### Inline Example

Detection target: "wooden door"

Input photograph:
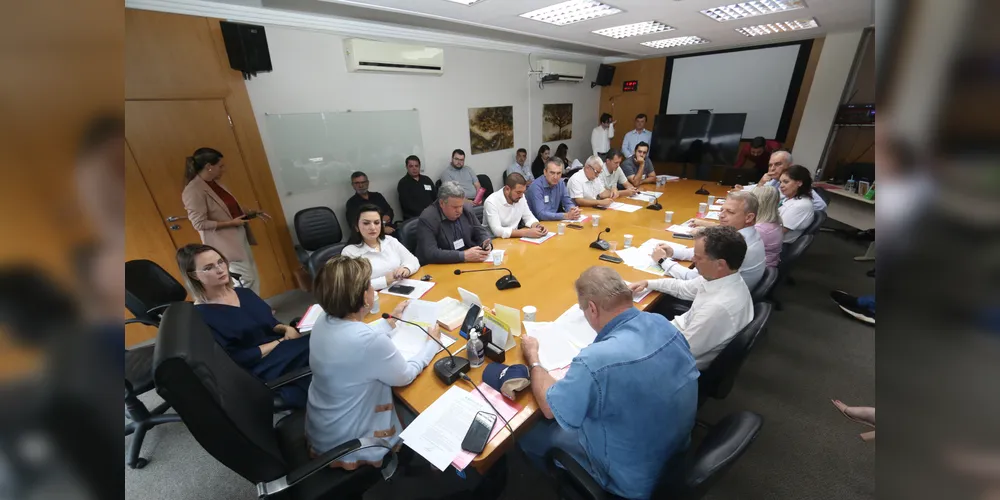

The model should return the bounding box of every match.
[125,99,287,298]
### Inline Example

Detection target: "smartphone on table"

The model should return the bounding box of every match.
[386,283,415,295]
[461,411,498,454]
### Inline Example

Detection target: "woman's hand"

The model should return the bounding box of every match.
[392,267,411,280]
[426,323,442,343]
[391,300,410,320]
[384,271,399,286]
[226,215,249,228]
[259,339,281,357]
[274,324,301,340]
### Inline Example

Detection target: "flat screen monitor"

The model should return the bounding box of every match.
[650,113,747,166]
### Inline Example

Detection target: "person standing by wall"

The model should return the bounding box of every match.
[590,113,615,160]
[621,113,652,159]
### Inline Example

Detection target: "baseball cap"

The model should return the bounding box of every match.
[482,363,530,400]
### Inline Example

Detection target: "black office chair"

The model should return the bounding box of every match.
[697,302,772,408]
[478,174,494,197]
[471,205,485,225]
[294,207,347,278]
[153,302,396,499]
[124,259,188,469]
[750,267,778,303]
[804,210,828,236]
[499,171,508,192]
[813,186,831,206]
[547,411,763,500]
[770,234,815,311]
[396,218,419,254]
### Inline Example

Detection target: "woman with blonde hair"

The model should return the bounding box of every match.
[305,255,441,469]
[752,185,783,268]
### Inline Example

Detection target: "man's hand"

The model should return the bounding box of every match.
[628,281,648,293]
[623,186,638,197]
[521,335,539,365]
[652,244,674,262]
[274,324,301,340]
[598,198,613,207]
[464,247,490,262]
[610,187,619,199]
[757,174,772,186]
[564,207,582,220]
[481,239,493,251]
[527,225,547,238]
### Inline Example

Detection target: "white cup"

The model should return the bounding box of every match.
[664,211,674,223]
[371,291,380,314]
[623,234,633,248]
[558,223,566,235]
[707,195,716,206]
[592,214,601,227]
[698,202,708,214]
[492,252,503,266]
[522,305,537,322]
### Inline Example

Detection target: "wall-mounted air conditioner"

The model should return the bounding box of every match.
[538,59,586,83]
[344,39,444,75]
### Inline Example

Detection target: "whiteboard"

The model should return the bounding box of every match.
[666,45,801,139]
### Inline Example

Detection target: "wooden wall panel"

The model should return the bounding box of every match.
[784,38,825,149]
[598,58,666,152]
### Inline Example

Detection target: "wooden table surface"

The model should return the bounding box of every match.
[371,179,732,473]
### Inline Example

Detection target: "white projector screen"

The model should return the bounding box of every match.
[665,44,802,139]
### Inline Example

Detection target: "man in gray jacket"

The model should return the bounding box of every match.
[415,181,492,264]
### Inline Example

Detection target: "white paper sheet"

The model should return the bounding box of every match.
[400,299,440,328]
[523,321,580,371]
[458,287,482,307]
[607,202,643,213]
[296,304,324,332]
[627,191,663,202]
[703,211,721,220]
[520,232,557,244]
[668,219,699,235]
[390,323,456,359]
[708,205,722,211]
[555,304,598,348]
[400,386,490,471]
[638,238,691,255]
[564,214,591,224]
[615,247,667,277]
[625,281,652,303]
[570,158,583,169]
[381,278,436,299]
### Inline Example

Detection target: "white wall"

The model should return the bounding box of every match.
[244,26,602,238]
[791,30,864,174]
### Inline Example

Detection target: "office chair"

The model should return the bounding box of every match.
[294,207,347,278]
[804,210,828,236]
[770,235,815,311]
[813,187,831,206]
[547,411,763,500]
[471,205,485,225]
[396,218,419,254]
[153,302,395,499]
[750,267,778,303]
[697,303,772,409]
[124,259,188,469]
[477,174,494,198]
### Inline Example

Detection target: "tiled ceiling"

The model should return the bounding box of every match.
[298,0,874,57]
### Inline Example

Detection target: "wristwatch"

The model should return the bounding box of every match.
[529,362,546,372]
[657,257,668,266]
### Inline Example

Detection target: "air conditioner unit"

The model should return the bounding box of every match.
[538,59,586,83]
[344,39,444,75]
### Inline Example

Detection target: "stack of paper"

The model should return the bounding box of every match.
[296,304,324,332]
[708,205,722,211]
[607,202,642,213]
[668,219,698,235]
[381,278,436,299]
[564,214,591,224]
[627,191,663,202]
[390,323,457,359]
[615,247,665,276]
[625,281,653,303]
[451,383,522,470]
[522,304,600,370]
[399,386,492,471]
[520,232,557,244]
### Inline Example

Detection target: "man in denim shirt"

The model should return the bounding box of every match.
[525,157,582,221]
[520,266,699,499]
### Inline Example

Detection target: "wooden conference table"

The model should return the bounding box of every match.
[369,179,731,474]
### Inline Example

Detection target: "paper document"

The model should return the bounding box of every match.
[627,191,663,202]
[381,278,436,299]
[607,202,642,213]
[520,232,556,244]
[487,249,505,263]
[494,303,522,337]
[668,219,698,235]
[458,287,482,307]
[715,198,725,205]
[615,247,666,276]
[556,305,598,348]
[390,323,457,359]
[570,159,583,169]
[523,321,580,371]
[401,299,441,328]
[451,383,523,470]
[483,310,514,351]
[400,386,490,471]
[625,281,653,303]
[564,214,591,224]
[296,304,324,332]
[703,211,721,220]
[639,238,690,255]
[708,205,722,211]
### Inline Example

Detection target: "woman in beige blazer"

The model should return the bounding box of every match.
[181,147,268,294]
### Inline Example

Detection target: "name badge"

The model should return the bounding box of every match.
[453,239,465,250]
[543,195,550,204]
[423,184,432,191]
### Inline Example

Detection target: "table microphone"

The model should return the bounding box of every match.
[590,227,611,251]
[695,183,710,195]
[382,313,470,385]
[644,193,662,211]
[453,268,521,290]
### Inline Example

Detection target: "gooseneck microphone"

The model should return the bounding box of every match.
[695,183,710,195]
[645,193,662,211]
[453,268,521,290]
[590,227,611,251]
[382,313,470,385]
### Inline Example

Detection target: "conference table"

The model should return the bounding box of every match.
[370,179,731,474]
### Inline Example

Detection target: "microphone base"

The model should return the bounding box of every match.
[495,275,521,290]
[590,240,610,251]
[695,189,710,195]
[645,204,662,211]
[434,356,471,385]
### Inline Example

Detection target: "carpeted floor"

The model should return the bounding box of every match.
[125,230,875,500]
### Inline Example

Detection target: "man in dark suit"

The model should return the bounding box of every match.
[415,181,492,264]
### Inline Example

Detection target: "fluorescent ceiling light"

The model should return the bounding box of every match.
[641,36,710,49]
[593,21,674,39]
[735,17,819,36]
[520,0,622,26]
[701,0,807,22]
[441,0,487,5]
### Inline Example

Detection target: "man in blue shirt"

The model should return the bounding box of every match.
[621,113,652,159]
[520,266,699,499]
[525,157,581,221]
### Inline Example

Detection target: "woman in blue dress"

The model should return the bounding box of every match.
[176,244,310,408]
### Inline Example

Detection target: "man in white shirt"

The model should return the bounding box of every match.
[738,151,827,211]
[629,226,753,370]
[621,114,652,159]
[483,173,547,239]
[567,156,614,208]
[648,191,766,291]
[506,148,534,185]
[590,113,615,159]
[599,150,638,198]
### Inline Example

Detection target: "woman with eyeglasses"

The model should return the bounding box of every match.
[177,243,310,408]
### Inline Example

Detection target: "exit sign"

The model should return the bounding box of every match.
[622,80,638,92]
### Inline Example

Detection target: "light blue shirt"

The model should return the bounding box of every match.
[440,165,479,199]
[525,178,575,221]
[763,179,828,211]
[547,308,699,499]
[621,128,652,157]
[506,162,534,183]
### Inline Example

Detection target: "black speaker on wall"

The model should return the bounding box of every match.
[591,64,616,88]
[219,21,272,80]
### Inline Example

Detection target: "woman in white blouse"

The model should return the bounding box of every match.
[777,165,816,244]
[341,204,420,290]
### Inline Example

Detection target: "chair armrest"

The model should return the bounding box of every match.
[546,448,608,500]
[256,437,396,498]
[265,366,312,390]
[146,304,171,316]
[125,318,159,328]
[295,245,309,265]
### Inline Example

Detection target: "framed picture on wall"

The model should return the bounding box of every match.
[542,103,573,142]
[468,106,514,155]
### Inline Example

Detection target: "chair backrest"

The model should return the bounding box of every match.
[698,303,772,405]
[308,243,348,278]
[471,205,485,225]
[804,209,827,235]
[750,267,778,303]
[125,260,188,323]
[396,218,419,254]
[813,186,831,205]
[294,207,343,252]
[477,174,494,197]
[779,234,814,274]
[153,302,288,483]
[498,171,508,192]
[671,411,763,499]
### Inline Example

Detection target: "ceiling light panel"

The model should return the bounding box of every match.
[701,0,807,23]
[593,21,674,39]
[520,0,622,26]
[735,17,819,36]
[641,36,710,49]
[441,0,487,5]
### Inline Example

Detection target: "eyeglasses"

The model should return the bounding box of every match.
[196,262,227,273]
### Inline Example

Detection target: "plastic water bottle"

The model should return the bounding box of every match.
[466,330,485,368]
[845,175,855,193]
[371,291,380,315]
